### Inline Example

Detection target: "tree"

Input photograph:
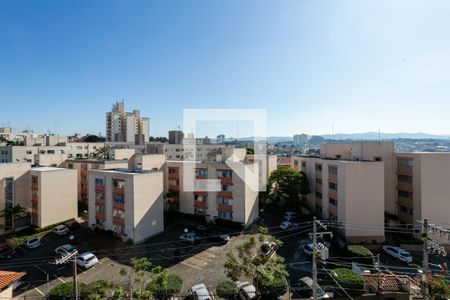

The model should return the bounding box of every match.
[216,280,237,300]
[149,136,168,143]
[299,171,311,202]
[223,234,288,299]
[0,204,26,231]
[49,282,87,299]
[246,147,255,155]
[147,267,183,300]
[428,263,450,299]
[94,146,111,159]
[266,167,306,207]
[119,257,153,299]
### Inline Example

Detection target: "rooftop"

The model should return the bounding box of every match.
[31,166,72,172]
[0,271,25,290]
[90,168,160,175]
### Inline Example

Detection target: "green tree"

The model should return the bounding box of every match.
[49,282,87,299]
[94,146,111,159]
[147,267,183,300]
[428,263,450,299]
[216,280,237,300]
[266,167,307,207]
[246,147,255,155]
[0,204,26,231]
[119,257,153,299]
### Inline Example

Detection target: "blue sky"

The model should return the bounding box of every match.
[1,0,450,137]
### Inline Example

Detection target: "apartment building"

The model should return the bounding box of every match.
[30,167,77,228]
[0,163,31,233]
[164,149,273,225]
[168,130,184,144]
[146,143,235,161]
[292,156,385,243]
[88,168,164,244]
[394,152,450,228]
[0,143,104,165]
[106,102,149,144]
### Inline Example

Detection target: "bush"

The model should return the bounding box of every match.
[347,245,373,257]
[332,268,364,287]
[147,274,183,300]
[49,282,87,299]
[83,280,113,298]
[257,276,288,300]
[216,280,237,299]
[112,287,126,299]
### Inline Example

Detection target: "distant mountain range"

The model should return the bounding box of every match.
[229,132,450,143]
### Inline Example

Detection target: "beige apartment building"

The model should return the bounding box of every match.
[394,152,450,228]
[30,167,77,228]
[0,163,31,233]
[0,143,105,165]
[146,143,235,161]
[88,168,164,244]
[164,150,275,225]
[292,156,385,243]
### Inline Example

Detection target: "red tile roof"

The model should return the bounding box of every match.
[0,271,25,290]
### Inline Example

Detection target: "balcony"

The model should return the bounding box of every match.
[196,175,207,180]
[31,195,38,203]
[194,201,208,209]
[113,217,125,225]
[397,182,413,192]
[95,212,106,220]
[168,173,179,180]
[32,208,38,215]
[80,170,88,176]
[218,191,233,199]
[95,185,105,192]
[315,170,322,178]
[95,198,105,206]
[398,211,413,224]
[80,178,88,185]
[315,197,322,206]
[315,183,322,191]
[113,202,125,211]
[168,185,180,192]
[31,184,38,190]
[193,191,208,196]
[328,203,337,215]
[397,167,413,176]
[218,204,233,212]
[219,177,233,185]
[397,196,413,208]
[113,188,125,195]
[328,174,337,183]
[328,189,337,199]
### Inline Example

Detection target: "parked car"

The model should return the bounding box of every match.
[258,241,277,257]
[180,232,201,244]
[76,252,98,269]
[304,242,327,256]
[65,220,81,230]
[382,246,413,263]
[236,281,257,300]
[193,224,209,235]
[55,244,77,256]
[207,233,230,244]
[298,276,331,299]
[284,211,299,221]
[52,225,69,236]
[0,245,15,259]
[191,283,214,300]
[25,237,42,249]
[280,221,300,231]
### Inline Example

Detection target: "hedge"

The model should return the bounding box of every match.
[347,245,373,257]
[332,268,364,287]
[216,280,237,299]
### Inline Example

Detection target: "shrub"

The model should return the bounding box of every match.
[147,274,183,300]
[83,280,113,298]
[332,268,364,287]
[347,245,373,257]
[112,287,126,299]
[49,282,87,299]
[257,276,288,300]
[216,280,237,299]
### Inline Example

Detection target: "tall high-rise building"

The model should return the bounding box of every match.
[106,102,150,144]
[293,134,308,145]
[168,130,184,144]
[216,134,225,144]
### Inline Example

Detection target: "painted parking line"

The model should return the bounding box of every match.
[194,254,212,262]
[34,287,45,296]
[53,274,66,283]
[180,261,202,270]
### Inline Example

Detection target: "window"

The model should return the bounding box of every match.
[315,178,322,185]
[329,197,337,206]
[221,185,232,192]
[398,175,412,184]
[195,169,207,177]
[398,158,413,168]
[328,182,337,190]
[315,191,322,199]
[328,166,338,175]
[113,194,125,204]
[218,211,233,220]
[95,178,104,186]
[374,157,382,162]
[81,164,88,170]
[68,163,74,169]
[194,194,207,201]
[113,209,125,218]
[398,190,412,198]
[400,205,413,215]
[31,176,38,185]
[112,179,125,189]
[218,198,233,206]
[301,161,307,168]
[26,150,32,155]
[218,170,232,178]
[95,192,105,200]
[315,164,322,171]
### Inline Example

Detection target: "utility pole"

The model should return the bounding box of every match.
[73,253,78,300]
[310,217,333,300]
[422,218,429,300]
[376,254,381,294]
[312,217,318,300]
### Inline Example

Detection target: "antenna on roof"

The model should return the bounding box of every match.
[378,129,381,144]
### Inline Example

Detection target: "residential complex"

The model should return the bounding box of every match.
[106,101,150,144]
[88,168,164,244]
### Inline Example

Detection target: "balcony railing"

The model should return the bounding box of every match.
[95,212,106,220]
[95,199,105,206]
[194,200,208,209]
[95,185,105,192]
[217,204,233,212]
[168,185,180,192]
[113,187,125,195]
[218,191,233,199]
[397,167,413,176]
[113,217,125,225]
[328,173,337,183]
[31,184,38,190]
[113,202,125,211]
[397,182,413,192]
[168,173,179,180]
[31,195,38,202]
[219,177,233,185]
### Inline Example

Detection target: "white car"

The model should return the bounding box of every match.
[25,237,42,249]
[382,246,413,263]
[76,252,98,269]
[236,281,257,300]
[280,221,300,231]
[180,233,200,244]
[55,244,77,256]
[52,225,69,236]
[191,283,214,300]
[284,211,298,221]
